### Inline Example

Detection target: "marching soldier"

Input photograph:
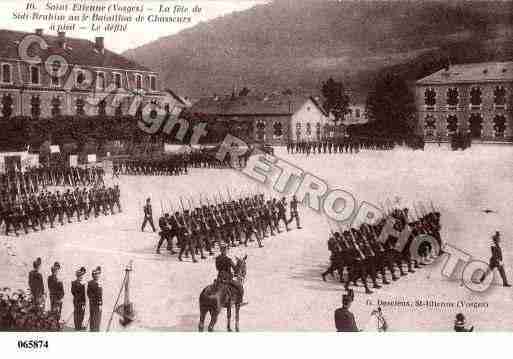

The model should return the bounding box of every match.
[47,262,64,322]
[87,266,103,331]
[141,198,156,232]
[288,195,301,229]
[480,231,511,287]
[71,267,87,330]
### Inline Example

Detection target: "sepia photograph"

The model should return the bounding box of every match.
[0,0,513,356]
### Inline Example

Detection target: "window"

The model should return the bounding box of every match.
[355,108,360,118]
[1,94,13,119]
[256,121,266,141]
[493,115,506,138]
[469,113,483,138]
[76,98,85,116]
[424,88,436,110]
[1,63,12,83]
[494,86,506,109]
[316,122,321,140]
[51,75,60,86]
[76,70,85,86]
[113,73,122,88]
[135,74,142,90]
[96,72,105,90]
[273,121,283,138]
[447,115,458,135]
[149,75,157,91]
[31,95,41,119]
[51,97,61,117]
[296,122,301,140]
[98,99,107,117]
[446,88,459,110]
[306,122,311,136]
[469,87,482,109]
[424,115,436,138]
[30,66,40,85]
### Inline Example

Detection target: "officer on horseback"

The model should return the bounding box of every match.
[215,244,244,302]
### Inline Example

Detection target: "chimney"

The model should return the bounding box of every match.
[57,31,66,48]
[35,28,43,36]
[95,36,104,53]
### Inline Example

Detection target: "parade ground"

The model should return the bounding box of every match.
[1,143,512,331]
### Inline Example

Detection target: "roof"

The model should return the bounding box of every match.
[0,29,152,72]
[417,62,513,85]
[190,95,328,117]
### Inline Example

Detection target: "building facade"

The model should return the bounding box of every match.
[0,29,172,121]
[190,95,332,145]
[416,62,513,141]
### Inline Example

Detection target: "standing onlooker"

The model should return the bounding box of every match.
[334,290,359,332]
[47,262,64,322]
[454,313,474,332]
[28,257,45,311]
[71,267,87,331]
[87,266,103,331]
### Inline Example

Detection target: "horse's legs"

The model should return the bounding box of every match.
[226,305,232,332]
[198,307,207,332]
[208,309,218,332]
[235,303,240,332]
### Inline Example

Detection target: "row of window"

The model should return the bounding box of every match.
[252,121,328,140]
[0,93,152,119]
[424,86,507,109]
[424,114,508,138]
[0,63,157,91]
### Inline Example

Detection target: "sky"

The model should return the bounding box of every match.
[0,0,267,53]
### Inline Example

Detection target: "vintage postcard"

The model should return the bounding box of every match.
[0,0,512,350]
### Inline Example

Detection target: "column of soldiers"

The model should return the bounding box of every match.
[0,165,105,199]
[0,185,122,236]
[148,193,302,262]
[0,258,103,331]
[287,137,394,155]
[113,156,188,177]
[321,206,442,294]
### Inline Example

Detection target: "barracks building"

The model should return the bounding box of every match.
[416,62,513,142]
[0,28,172,120]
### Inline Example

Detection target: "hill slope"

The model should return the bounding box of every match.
[124,0,513,100]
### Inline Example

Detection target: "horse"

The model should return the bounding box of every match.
[198,255,247,332]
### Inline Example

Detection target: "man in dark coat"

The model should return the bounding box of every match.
[480,231,511,287]
[334,290,359,332]
[87,266,103,331]
[141,198,156,232]
[28,257,45,311]
[71,267,87,330]
[47,262,64,321]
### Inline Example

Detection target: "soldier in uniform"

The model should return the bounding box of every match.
[157,213,171,254]
[454,313,473,332]
[71,267,87,330]
[288,195,301,229]
[215,244,244,303]
[87,266,103,331]
[28,257,45,311]
[47,262,64,322]
[334,290,359,332]
[141,198,156,232]
[480,231,511,287]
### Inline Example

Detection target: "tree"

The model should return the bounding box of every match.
[321,78,350,124]
[365,72,416,134]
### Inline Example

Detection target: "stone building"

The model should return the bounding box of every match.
[416,62,513,141]
[0,28,171,120]
[190,94,332,145]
